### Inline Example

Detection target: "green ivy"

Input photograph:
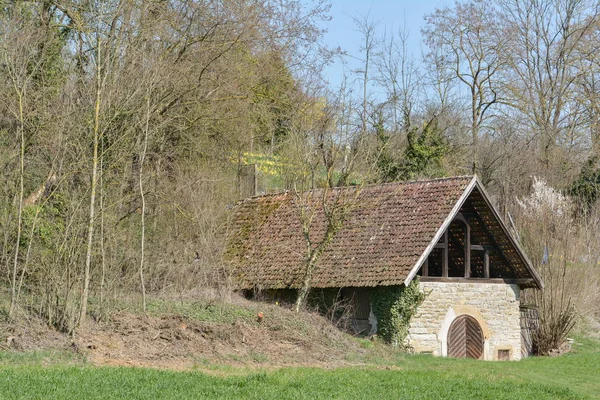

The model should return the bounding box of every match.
[21,194,65,250]
[398,123,448,181]
[370,279,425,346]
[569,155,600,212]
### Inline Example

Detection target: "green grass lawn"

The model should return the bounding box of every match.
[0,338,598,399]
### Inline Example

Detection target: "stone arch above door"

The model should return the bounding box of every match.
[439,305,491,358]
[451,305,491,339]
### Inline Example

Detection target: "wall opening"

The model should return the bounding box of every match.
[497,349,510,361]
[447,314,484,359]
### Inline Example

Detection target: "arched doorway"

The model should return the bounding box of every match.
[447,315,484,359]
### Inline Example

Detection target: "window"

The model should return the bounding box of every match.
[497,349,510,361]
[421,214,491,279]
[469,249,486,278]
[427,248,444,277]
[448,219,467,277]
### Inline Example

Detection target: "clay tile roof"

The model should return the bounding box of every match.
[224,176,542,290]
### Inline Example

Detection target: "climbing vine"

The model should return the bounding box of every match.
[370,279,425,346]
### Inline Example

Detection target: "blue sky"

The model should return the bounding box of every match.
[320,0,447,91]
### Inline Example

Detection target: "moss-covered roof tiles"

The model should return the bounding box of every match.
[224,176,542,290]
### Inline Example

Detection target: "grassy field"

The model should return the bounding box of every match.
[0,337,598,399]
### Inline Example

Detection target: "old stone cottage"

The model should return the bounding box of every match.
[225,176,543,361]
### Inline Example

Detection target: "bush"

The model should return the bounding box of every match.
[515,178,590,354]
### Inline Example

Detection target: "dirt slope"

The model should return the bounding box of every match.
[1,296,374,370]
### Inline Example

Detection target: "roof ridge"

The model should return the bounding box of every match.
[240,175,475,202]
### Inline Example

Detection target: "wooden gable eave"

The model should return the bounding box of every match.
[472,177,544,290]
[404,175,544,290]
[404,176,478,286]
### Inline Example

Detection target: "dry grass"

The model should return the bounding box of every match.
[1,291,386,370]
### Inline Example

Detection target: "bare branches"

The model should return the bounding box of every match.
[498,0,599,170]
[423,0,504,174]
[0,0,335,327]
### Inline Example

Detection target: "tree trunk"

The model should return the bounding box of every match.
[9,91,25,318]
[591,119,600,158]
[295,252,318,312]
[138,94,151,314]
[471,88,479,175]
[99,135,106,308]
[79,42,103,327]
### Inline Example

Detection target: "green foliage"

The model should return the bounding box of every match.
[569,156,600,212]
[21,194,65,249]
[251,52,298,149]
[398,123,448,181]
[375,117,448,183]
[33,25,68,98]
[370,280,425,346]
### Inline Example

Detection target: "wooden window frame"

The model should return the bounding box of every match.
[422,214,492,280]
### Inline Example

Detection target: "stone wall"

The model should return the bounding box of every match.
[407,281,522,361]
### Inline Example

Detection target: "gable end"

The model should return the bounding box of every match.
[405,176,543,289]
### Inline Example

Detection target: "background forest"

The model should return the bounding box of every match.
[0,0,598,346]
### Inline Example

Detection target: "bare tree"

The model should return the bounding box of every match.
[376,24,421,133]
[498,0,599,173]
[573,12,600,158]
[0,10,48,318]
[335,14,379,187]
[424,0,504,174]
[293,188,352,312]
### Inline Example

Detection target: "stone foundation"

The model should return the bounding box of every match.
[407,281,522,361]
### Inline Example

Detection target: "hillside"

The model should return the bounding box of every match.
[1,292,385,370]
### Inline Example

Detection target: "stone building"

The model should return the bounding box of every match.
[225,176,543,361]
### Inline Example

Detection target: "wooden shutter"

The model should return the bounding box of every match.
[447,315,484,359]
[341,288,372,335]
[341,288,370,320]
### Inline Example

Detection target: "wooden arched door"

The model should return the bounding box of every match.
[447,315,484,359]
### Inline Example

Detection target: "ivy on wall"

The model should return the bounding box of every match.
[370,279,425,346]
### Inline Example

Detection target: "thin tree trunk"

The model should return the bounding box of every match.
[99,135,106,307]
[9,91,25,318]
[591,119,600,158]
[294,253,317,312]
[16,206,41,306]
[139,94,150,314]
[1,212,10,281]
[472,120,479,175]
[294,190,348,312]
[79,40,103,327]
[471,86,480,175]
